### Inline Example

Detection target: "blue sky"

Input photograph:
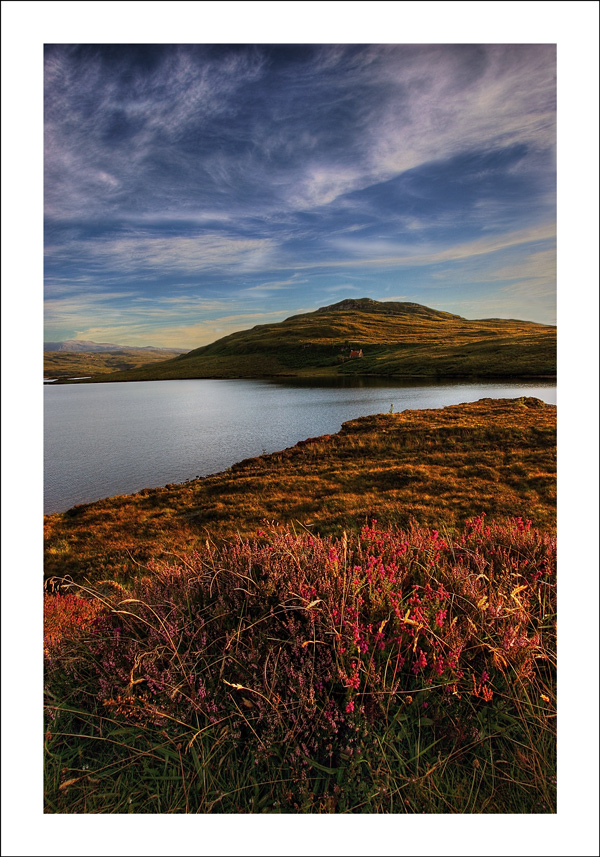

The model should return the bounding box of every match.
[44,43,557,348]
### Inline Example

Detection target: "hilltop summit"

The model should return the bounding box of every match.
[313,297,462,321]
[62,297,556,384]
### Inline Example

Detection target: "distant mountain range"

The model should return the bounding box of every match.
[44,341,188,380]
[44,339,185,353]
[57,297,555,384]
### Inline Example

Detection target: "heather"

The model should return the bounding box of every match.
[45,515,556,813]
[44,397,556,585]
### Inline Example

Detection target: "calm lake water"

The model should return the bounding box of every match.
[44,378,556,514]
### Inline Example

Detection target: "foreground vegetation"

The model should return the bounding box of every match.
[67,298,556,383]
[44,396,556,813]
[44,397,556,585]
[45,516,556,813]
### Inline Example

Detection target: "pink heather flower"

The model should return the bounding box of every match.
[482,670,490,683]
[346,700,355,713]
[435,610,447,627]
[412,649,428,674]
[348,673,360,690]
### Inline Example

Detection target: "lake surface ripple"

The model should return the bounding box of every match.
[44,378,556,514]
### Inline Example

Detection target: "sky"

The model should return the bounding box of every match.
[44,42,558,349]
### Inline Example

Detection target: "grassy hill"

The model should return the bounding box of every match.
[44,397,556,585]
[44,347,186,380]
[61,298,556,383]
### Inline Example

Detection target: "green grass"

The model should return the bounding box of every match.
[59,298,556,383]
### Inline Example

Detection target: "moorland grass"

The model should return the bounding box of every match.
[67,298,556,384]
[44,398,556,586]
[44,347,184,380]
[44,516,556,813]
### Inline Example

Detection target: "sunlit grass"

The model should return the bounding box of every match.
[44,398,556,585]
[73,300,556,383]
[44,347,183,379]
[45,515,556,813]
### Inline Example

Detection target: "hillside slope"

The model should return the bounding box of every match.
[65,298,556,383]
[44,347,188,379]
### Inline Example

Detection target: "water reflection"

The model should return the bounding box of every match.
[45,377,556,514]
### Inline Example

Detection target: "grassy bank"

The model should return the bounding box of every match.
[44,397,556,586]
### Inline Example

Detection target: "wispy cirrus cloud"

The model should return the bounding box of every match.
[365,45,555,178]
[44,44,557,343]
[44,46,268,219]
[299,223,556,272]
[46,232,279,279]
[71,308,293,349]
[45,44,555,220]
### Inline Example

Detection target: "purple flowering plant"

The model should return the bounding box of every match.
[45,516,556,813]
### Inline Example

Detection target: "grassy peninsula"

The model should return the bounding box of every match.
[60,299,556,383]
[45,397,556,814]
[44,397,555,585]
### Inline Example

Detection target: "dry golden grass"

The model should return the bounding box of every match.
[44,397,555,585]
[44,347,183,379]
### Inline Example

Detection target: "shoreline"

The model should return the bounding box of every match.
[44,392,557,517]
[44,397,557,585]
[47,371,558,385]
